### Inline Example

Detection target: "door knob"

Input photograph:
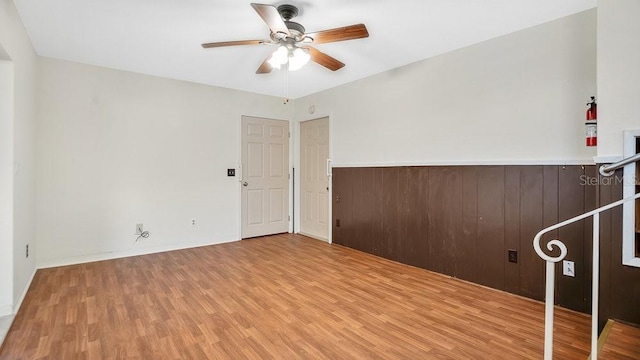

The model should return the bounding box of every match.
[243,182,248,186]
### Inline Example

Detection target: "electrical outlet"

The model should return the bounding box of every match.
[563,260,575,277]
[227,168,235,176]
[508,249,518,263]
[136,223,143,235]
[26,244,29,258]
[191,219,196,226]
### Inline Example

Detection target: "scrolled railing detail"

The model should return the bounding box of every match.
[534,191,640,360]
[533,237,568,263]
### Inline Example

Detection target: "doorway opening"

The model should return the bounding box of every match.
[299,117,330,241]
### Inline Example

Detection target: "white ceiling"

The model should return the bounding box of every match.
[14,0,596,99]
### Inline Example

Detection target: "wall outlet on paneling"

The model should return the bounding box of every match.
[508,249,517,263]
[563,260,575,277]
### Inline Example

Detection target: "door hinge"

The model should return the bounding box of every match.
[288,173,290,180]
[288,215,291,221]
[288,132,291,138]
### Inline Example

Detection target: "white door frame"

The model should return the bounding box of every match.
[294,114,332,243]
[622,129,640,267]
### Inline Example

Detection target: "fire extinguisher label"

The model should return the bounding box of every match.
[586,122,597,146]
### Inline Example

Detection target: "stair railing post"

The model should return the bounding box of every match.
[591,212,600,360]
[544,261,556,360]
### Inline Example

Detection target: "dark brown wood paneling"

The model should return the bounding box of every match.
[557,165,586,312]
[371,168,384,257]
[428,167,464,277]
[477,166,506,290]
[417,167,430,269]
[352,167,368,253]
[519,166,545,300]
[504,166,521,294]
[355,168,373,255]
[427,167,445,274]
[402,167,422,268]
[445,167,465,279]
[459,166,479,283]
[382,167,400,261]
[332,164,610,320]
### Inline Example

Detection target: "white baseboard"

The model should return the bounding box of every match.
[14,268,37,315]
[38,238,240,269]
[0,268,38,316]
[297,232,329,243]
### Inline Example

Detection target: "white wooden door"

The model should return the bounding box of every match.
[300,117,329,240]
[241,116,289,238]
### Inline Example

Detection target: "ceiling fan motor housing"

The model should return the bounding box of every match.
[285,21,305,37]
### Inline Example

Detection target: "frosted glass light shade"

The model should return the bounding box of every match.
[288,48,310,71]
[267,46,289,69]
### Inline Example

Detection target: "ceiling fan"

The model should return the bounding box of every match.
[201,3,369,73]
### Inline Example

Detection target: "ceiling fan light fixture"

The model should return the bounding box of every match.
[288,47,310,71]
[267,45,289,68]
[202,4,369,74]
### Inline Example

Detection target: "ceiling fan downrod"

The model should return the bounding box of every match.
[277,4,299,21]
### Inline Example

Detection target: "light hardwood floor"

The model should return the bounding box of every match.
[600,321,640,359]
[0,233,612,359]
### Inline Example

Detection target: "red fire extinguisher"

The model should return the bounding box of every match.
[586,96,597,147]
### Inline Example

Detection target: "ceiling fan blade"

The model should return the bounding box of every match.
[256,50,274,74]
[306,47,345,71]
[251,3,290,36]
[256,60,273,74]
[201,40,264,48]
[305,24,369,44]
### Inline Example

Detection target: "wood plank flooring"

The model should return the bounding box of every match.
[600,321,640,359]
[0,234,601,359]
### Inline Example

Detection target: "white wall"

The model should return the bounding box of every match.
[0,58,14,316]
[597,0,640,157]
[294,9,597,168]
[0,0,38,315]
[37,58,293,267]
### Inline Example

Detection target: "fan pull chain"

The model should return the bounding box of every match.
[283,66,290,104]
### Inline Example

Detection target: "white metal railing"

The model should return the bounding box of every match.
[599,152,640,176]
[533,191,640,360]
